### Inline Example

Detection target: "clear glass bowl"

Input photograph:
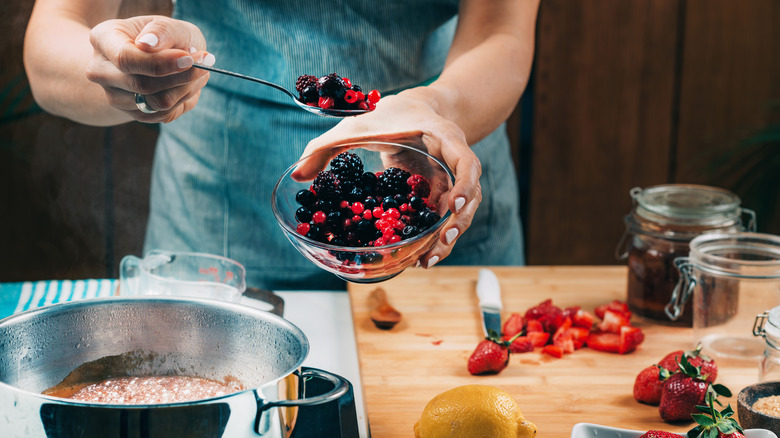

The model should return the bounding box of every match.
[272,141,455,283]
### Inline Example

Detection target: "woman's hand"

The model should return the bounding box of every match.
[86,16,212,123]
[294,90,482,269]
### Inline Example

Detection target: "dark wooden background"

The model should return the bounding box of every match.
[2,0,778,281]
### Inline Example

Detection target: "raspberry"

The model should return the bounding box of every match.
[377,167,411,196]
[329,152,364,184]
[407,175,431,198]
[295,75,317,94]
[318,96,335,110]
[312,171,340,201]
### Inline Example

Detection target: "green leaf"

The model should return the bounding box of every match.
[692,413,715,426]
[712,384,732,397]
[706,428,718,438]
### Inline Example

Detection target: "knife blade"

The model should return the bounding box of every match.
[476,269,503,338]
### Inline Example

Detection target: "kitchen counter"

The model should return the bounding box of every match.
[348,266,761,437]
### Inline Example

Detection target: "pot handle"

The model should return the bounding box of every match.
[665,257,696,321]
[254,367,350,433]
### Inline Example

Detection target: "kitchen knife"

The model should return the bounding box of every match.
[476,269,503,338]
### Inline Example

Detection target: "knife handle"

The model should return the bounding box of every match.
[477,269,502,310]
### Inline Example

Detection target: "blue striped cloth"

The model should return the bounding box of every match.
[0,279,118,320]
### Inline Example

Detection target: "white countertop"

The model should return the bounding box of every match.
[243,290,369,438]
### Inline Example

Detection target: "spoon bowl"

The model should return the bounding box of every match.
[193,63,368,118]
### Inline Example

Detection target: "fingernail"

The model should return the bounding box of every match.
[137,33,159,47]
[203,53,216,67]
[454,197,466,213]
[445,228,459,245]
[177,55,194,69]
[189,46,197,53]
[426,255,439,269]
[415,260,421,268]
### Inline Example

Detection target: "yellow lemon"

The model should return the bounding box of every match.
[413,385,537,438]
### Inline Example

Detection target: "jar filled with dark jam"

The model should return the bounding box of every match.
[616,185,755,326]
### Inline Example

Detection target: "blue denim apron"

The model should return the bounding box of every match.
[145,0,524,290]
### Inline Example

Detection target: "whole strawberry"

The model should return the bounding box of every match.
[658,355,711,422]
[467,332,510,375]
[658,345,718,383]
[639,431,680,438]
[634,364,671,405]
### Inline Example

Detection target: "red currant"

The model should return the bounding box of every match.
[351,202,364,215]
[388,235,401,244]
[296,223,310,235]
[372,207,384,219]
[339,200,350,209]
[312,211,327,225]
[362,210,373,221]
[342,77,352,88]
[367,89,381,104]
[343,90,358,104]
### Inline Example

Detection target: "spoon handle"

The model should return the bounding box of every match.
[192,63,295,99]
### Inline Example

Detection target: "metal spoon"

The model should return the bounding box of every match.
[192,63,368,118]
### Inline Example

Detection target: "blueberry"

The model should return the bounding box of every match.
[363,197,378,209]
[296,189,316,206]
[327,211,343,225]
[394,194,408,205]
[295,207,313,223]
[409,196,425,211]
[382,196,398,210]
[402,225,419,237]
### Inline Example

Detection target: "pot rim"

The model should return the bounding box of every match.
[0,296,309,407]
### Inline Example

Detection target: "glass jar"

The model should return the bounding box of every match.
[754,305,780,382]
[616,184,755,326]
[671,232,780,365]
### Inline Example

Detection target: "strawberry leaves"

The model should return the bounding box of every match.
[687,391,742,438]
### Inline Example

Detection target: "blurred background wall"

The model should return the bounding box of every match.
[1,0,778,281]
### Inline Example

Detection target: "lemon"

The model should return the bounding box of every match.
[413,385,537,438]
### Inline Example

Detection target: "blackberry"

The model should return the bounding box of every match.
[317,73,346,98]
[312,171,341,201]
[347,186,365,202]
[295,75,318,94]
[329,152,364,184]
[377,167,411,196]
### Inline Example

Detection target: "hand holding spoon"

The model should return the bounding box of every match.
[192,63,369,118]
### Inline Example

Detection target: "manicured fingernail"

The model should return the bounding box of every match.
[203,53,216,67]
[454,197,466,213]
[415,260,421,268]
[137,33,159,47]
[445,228,459,245]
[189,46,197,53]
[426,256,439,269]
[177,55,194,69]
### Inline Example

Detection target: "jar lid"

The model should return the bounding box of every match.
[766,306,780,339]
[632,184,742,226]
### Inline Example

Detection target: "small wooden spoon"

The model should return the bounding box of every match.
[369,288,402,330]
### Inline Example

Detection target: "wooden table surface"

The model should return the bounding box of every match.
[347,266,761,437]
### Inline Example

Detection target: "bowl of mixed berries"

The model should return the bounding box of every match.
[272,141,454,283]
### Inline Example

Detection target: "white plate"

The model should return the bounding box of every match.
[571,423,778,438]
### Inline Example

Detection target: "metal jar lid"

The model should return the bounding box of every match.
[633,184,742,224]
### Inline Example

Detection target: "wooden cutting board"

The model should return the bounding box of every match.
[347,266,760,437]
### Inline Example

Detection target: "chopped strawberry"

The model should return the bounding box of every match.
[586,332,621,353]
[599,309,632,333]
[572,308,595,329]
[568,326,590,344]
[553,331,575,354]
[620,326,645,354]
[524,299,565,333]
[542,344,564,358]
[502,313,525,338]
[507,336,534,353]
[595,299,632,320]
[587,326,645,354]
[526,319,544,333]
[527,331,550,347]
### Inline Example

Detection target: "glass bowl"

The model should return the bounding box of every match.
[272,141,455,283]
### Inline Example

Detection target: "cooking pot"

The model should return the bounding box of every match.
[0,297,350,437]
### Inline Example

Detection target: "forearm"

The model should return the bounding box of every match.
[24,0,131,126]
[408,0,540,145]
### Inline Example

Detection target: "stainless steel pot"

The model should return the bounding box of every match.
[0,297,349,437]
